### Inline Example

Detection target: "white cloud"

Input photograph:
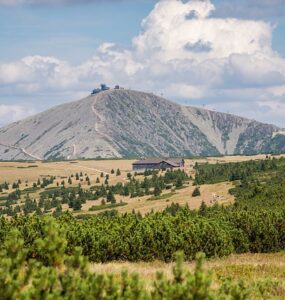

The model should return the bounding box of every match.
[133,0,273,61]
[1,0,285,126]
[0,104,35,125]
[0,55,78,90]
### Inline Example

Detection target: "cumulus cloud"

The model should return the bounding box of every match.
[1,0,285,126]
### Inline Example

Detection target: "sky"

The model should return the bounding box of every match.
[1,0,285,127]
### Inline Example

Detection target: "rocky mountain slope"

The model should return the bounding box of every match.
[0,89,285,160]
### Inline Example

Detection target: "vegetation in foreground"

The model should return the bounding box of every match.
[1,156,285,298]
[92,253,285,299]
[1,218,281,300]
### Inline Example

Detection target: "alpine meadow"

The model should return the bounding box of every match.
[1,0,285,299]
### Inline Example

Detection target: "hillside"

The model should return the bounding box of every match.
[0,89,285,160]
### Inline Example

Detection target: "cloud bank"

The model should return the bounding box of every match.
[1,0,285,126]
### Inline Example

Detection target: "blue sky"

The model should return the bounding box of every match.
[1,0,285,127]
[0,1,156,63]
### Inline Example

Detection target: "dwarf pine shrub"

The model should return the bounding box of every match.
[0,218,252,299]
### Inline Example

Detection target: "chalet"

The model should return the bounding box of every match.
[132,158,185,171]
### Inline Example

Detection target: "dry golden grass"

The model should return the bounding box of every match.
[110,181,235,215]
[1,153,281,215]
[0,160,134,202]
[0,160,134,186]
[2,153,283,184]
[78,180,234,216]
[90,252,285,297]
[90,252,285,278]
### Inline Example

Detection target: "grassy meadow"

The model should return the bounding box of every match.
[0,153,281,216]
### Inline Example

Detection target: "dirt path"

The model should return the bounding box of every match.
[91,92,125,155]
[0,143,42,161]
[67,144,77,160]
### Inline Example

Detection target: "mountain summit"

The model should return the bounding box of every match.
[0,89,285,160]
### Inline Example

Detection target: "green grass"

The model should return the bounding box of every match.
[147,192,176,201]
[88,202,127,211]
[22,186,41,193]
[17,165,38,169]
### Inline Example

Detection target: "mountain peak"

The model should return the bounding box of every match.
[0,89,284,160]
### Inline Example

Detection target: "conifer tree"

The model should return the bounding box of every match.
[192,187,201,197]
[107,191,116,203]
[175,177,183,188]
[198,201,207,216]
[35,207,43,216]
[53,205,62,218]
[154,184,162,196]
[73,199,82,211]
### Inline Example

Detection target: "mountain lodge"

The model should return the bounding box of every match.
[132,158,185,170]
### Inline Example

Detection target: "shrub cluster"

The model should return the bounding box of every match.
[0,218,252,300]
[194,158,278,185]
[1,201,285,264]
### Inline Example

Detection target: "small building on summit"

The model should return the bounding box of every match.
[132,158,185,171]
[100,84,110,91]
[91,83,110,94]
[91,84,123,95]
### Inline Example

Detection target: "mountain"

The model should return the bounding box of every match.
[1,89,285,160]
